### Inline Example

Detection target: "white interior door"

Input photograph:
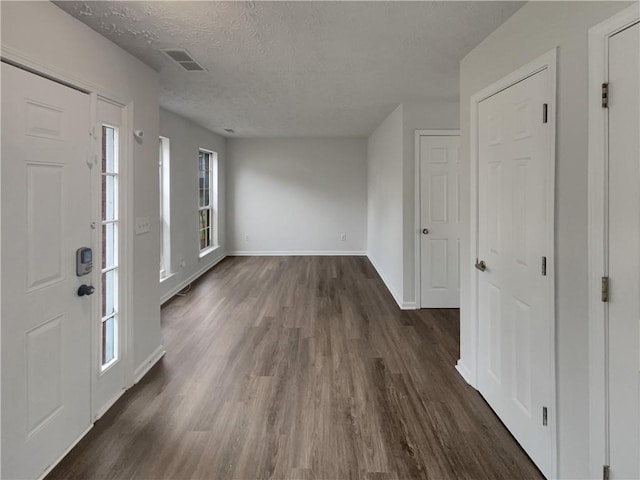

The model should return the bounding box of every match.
[607,21,640,480]
[419,134,461,308]
[477,69,553,477]
[92,98,128,419]
[1,63,93,479]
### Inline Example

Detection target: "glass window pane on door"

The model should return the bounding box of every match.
[101,124,119,368]
[102,316,115,365]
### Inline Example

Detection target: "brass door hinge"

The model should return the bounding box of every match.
[602,277,609,302]
[602,83,609,108]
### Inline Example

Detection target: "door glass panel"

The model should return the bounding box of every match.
[102,270,116,317]
[102,223,116,270]
[101,174,116,221]
[101,125,119,369]
[102,127,117,173]
[102,316,115,365]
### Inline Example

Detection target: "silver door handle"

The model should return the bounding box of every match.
[475,260,487,272]
[422,228,429,235]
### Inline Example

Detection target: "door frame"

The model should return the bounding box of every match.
[587,5,640,478]
[414,129,460,309]
[91,94,135,420]
[0,46,135,434]
[467,48,557,478]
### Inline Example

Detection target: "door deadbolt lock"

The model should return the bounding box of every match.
[77,284,95,297]
[422,228,429,235]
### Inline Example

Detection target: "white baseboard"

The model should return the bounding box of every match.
[227,251,366,256]
[37,424,93,480]
[366,254,402,307]
[160,254,227,304]
[133,345,166,384]
[455,359,475,388]
[93,388,127,422]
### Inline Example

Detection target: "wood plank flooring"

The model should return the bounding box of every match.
[48,256,542,480]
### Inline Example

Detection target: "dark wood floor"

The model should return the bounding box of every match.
[48,256,542,480]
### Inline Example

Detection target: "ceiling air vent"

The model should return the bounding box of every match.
[161,49,207,72]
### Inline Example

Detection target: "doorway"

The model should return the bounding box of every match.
[1,62,131,479]
[415,130,461,308]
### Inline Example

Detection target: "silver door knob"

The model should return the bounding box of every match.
[422,228,429,235]
[475,260,487,272]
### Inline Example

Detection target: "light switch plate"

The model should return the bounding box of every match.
[135,216,150,235]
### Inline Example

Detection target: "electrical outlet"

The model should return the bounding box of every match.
[340,233,347,241]
[179,260,186,268]
[245,234,249,242]
[135,217,151,235]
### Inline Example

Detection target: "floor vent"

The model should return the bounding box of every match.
[161,49,206,72]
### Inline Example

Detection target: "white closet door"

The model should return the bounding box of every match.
[477,68,552,477]
[607,21,640,480]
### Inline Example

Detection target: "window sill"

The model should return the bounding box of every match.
[199,245,220,260]
[160,272,175,283]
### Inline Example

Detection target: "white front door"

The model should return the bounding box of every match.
[477,68,553,476]
[1,63,93,479]
[607,20,640,479]
[419,134,461,308]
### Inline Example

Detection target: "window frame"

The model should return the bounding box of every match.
[159,136,171,280]
[198,148,218,256]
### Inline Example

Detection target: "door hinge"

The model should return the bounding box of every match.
[603,464,610,480]
[602,83,609,108]
[543,103,548,123]
[542,406,548,426]
[541,256,547,276]
[602,277,609,302]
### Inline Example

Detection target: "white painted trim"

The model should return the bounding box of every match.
[228,251,367,257]
[1,44,134,108]
[414,129,460,309]
[36,424,93,480]
[93,388,126,422]
[160,253,227,304]
[455,359,473,385]
[468,48,558,479]
[366,255,415,310]
[133,345,166,384]
[587,5,639,478]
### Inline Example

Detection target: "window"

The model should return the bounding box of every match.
[198,149,218,254]
[101,125,119,368]
[159,137,171,279]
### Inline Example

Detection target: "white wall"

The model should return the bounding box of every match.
[159,108,226,303]
[367,105,404,303]
[227,138,367,254]
[401,101,459,306]
[458,2,632,477]
[366,102,459,308]
[1,1,162,380]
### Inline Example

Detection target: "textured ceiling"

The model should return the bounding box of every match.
[54,1,524,137]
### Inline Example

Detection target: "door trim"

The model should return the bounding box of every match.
[414,129,460,309]
[90,95,135,421]
[587,5,640,478]
[467,48,557,478]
